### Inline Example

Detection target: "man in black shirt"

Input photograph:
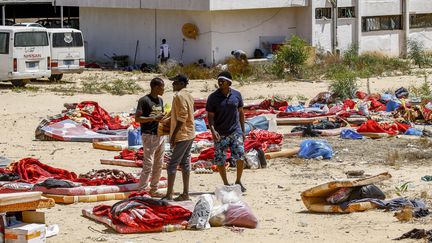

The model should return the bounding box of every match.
[135,77,165,196]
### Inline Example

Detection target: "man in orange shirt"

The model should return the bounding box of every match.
[163,74,195,201]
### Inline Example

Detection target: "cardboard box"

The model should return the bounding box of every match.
[5,223,46,243]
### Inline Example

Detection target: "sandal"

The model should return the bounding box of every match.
[161,196,173,201]
[149,189,165,198]
[173,193,190,201]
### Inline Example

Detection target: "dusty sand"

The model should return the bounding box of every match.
[0,71,431,243]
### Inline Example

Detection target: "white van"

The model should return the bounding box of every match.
[0,26,51,86]
[47,28,85,81]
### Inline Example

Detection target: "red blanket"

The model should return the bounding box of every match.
[357,120,410,135]
[11,158,77,183]
[93,197,191,231]
[192,139,262,163]
[248,130,282,152]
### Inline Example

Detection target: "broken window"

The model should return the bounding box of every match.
[410,14,432,28]
[316,8,332,19]
[362,15,402,32]
[338,7,355,18]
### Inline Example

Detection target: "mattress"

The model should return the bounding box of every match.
[33,180,168,196]
[301,172,391,213]
[276,116,334,125]
[100,159,141,168]
[45,192,132,204]
[93,141,141,151]
[82,200,195,233]
[0,197,55,213]
[0,192,42,206]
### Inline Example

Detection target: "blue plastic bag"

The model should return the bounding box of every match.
[404,128,423,136]
[340,129,363,139]
[285,105,305,113]
[245,116,269,135]
[386,100,401,112]
[298,139,333,159]
[194,118,208,132]
[128,127,142,146]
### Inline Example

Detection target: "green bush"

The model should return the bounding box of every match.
[273,35,310,78]
[329,68,358,99]
[408,39,431,68]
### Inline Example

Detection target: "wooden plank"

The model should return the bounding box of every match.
[265,148,300,159]
[44,192,132,204]
[100,159,141,168]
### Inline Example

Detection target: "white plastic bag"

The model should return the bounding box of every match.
[215,184,242,204]
[245,149,260,169]
[188,194,214,230]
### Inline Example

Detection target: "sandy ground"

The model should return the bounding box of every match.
[0,71,432,243]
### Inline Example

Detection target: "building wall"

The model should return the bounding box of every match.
[362,0,401,16]
[409,0,432,14]
[361,30,403,56]
[296,6,313,44]
[80,7,212,65]
[409,28,432,49]
[210,8,298,63]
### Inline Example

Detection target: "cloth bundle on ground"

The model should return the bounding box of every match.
[301,172,392,213]
[396,103,432,123]
[357,120,410,135]
[259,97,289,110]
[298,140,333,159]
[0,182,33,193]
[90,196,192,233]
[55,101,130,131]
[5,158,137,186]
[340,129,363,139]
[76,169,138,186]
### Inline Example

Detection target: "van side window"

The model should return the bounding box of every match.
[0,32,9,54]
[52,32,83,48]
[14,32,49,47]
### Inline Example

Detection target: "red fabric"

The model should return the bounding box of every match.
[10,158,77,183]
[192,139,262,162]
[369,98,386,112]
[76,101,128,131]
[194,98,207,110]
[259,98,289,110]
[247,130,282,152]
[277,112,333,118]
[244,110,276,118]
[343,99,356,110]
[93,199,191,231]
[357,120,410,135]
[194,131,213,141]
[115,148,144,161]
[8,158,137,186]
[355,91,368,100]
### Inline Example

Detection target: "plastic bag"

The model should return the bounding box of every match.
[386,100,401,112]
[127,126,142,147]
[215,184,242,204]
[194,118,207,132]
[340,129,363,139]
[404,128,423,136]
[209,204,228,227]
[349,184,386,200]
[298,139,333,159]
[224,201,258,229]
[245,116,269,135]
[245,149,260,169]
[188,194,214,230]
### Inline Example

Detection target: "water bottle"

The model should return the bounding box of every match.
[127,126,142,147]
[162,224,185,232]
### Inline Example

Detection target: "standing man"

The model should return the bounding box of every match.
[158,39,170,64]
[135,77,165,197]
[231,50,248,64]
[163,74,195,201]
[206,71,247,192]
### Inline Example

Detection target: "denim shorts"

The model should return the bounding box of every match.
[214,133,245,166]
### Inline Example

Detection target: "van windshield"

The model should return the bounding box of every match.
[14,32,49,47]
[52,32,83,48]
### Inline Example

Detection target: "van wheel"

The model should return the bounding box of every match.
[49,74,63,82]
[11,80,29,87]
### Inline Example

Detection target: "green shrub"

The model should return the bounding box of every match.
[101,79,143,95]
[329,69,358,99]
[408,39,431,68]
[273,35,310,78]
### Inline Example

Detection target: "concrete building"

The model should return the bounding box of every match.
[53,0,432,65]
